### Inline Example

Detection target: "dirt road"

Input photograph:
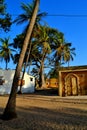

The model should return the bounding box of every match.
[0,94,87,130]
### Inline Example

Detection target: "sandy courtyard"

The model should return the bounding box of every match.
[0,93,87,130]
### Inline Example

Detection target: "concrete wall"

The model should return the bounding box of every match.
[0,69,35,95]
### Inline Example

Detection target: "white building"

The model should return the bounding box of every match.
[0,69,35,95]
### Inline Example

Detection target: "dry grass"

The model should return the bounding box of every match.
[0,90,87,130]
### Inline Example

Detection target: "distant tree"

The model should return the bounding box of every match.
[0,0,11,32]
[51,30,76,67]
[62,44,76,66]
[0,37,16,69]
[47,69,58,79]
[0,0,5,13]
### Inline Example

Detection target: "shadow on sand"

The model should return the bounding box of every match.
[34,88,58,96]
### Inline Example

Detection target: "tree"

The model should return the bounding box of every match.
[2,0,40,120]
[30,27,64,87]
[34,25,51,87]
[0,37,16,69]
[49,31,64,71]
[13,2,47,92]
[62,44,76,66]
[14,0,47,32]
[51,30,76,68]
[0,0,11,32]
[0,0,5,13]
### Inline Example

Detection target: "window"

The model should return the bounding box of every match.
[30,77,33,82]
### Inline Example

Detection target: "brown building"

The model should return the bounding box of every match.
[58,65,87,96]
[46,78,58,88]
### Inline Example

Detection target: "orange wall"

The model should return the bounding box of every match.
[46,78,58,88]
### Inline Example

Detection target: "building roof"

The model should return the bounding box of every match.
[59,65,87,72]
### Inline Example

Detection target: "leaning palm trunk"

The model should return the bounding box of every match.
[19,42,32,94]
[18,67,25,94]
[2,0,39,120]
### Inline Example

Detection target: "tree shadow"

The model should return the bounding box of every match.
[0,108,4,120]
[0,114,2,119]
[35,88,58,96]
[0,105,87,130]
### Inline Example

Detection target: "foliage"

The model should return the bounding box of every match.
[0,0,12,32]
[14,1,47,33]
[0,37,16,69]
[0,0,5,13]
[0,0,76,80]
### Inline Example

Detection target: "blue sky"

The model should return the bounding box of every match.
[1,0,87,69]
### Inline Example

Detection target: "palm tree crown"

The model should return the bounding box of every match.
[14,1,47,31]
[0,37,16,69]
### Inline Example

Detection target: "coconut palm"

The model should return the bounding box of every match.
[33,25,53,87]
[13,1,47,91]
[14,0,47,31]
[51,30,76,68]
[0,37,16,69]
[63,45,76,66]
[0,0,5,13]
[13,0,47,66]
[50,31,64,69]
[0,0,12,32]
[2,0,39,120]
[31,26,65,87]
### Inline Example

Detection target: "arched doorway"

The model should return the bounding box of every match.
[65,73,79,96]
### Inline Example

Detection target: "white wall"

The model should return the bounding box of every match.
[0,69,35,95]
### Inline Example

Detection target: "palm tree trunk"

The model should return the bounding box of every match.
[38,51,46,88]
[41,62,46,88]
[2,0,40,120]
[18,66,25,94]
[5,60,8,70]
[39,62,43,87]
[68,61,70,67]
[19,40,32,94]
[28,59,32,74]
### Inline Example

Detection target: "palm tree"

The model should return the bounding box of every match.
[2,0,39,120]
[13,1,47,92]
[13,33,40,93]
[35,25,52,87]
[0,0,12,32]
[0,37,16,69]
[14,0,47,31]
[28,25,52,87]
[51,30,76,68]
[13,1,47,67]
[31,27,63,87]
[63,45,76,66]
[50,31,64,69]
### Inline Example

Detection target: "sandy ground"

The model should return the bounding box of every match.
[0,92,87,130]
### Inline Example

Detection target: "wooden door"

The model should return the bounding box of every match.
[71,77,78,95]
[65,74,78,96]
